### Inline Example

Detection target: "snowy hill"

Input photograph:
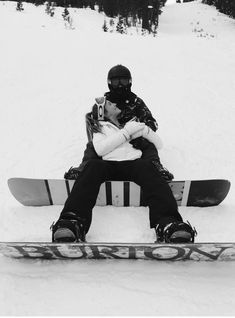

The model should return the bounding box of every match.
[0,0,235,315]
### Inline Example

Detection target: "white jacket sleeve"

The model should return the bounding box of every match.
[131,125,163,150]
[144,127,163,150]
[93,129,129,157]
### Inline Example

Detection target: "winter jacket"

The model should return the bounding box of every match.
[105,91,158,132]
[93,121,142,161]
[93,121,163,161]
[76,92,160,172]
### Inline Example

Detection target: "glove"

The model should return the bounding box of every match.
[122,121,145,139]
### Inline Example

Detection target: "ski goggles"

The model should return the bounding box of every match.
[108,77,131,88]
[93,96,106,120]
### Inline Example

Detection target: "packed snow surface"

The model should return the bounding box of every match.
[0,0,235,315]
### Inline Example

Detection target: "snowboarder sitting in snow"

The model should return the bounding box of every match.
[51,96,197,244]
[64,64,174,182]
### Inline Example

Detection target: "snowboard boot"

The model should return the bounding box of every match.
[155,221,197,243]
[51,212,86,243]
[152,160,174,182]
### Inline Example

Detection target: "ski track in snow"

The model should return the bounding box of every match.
[0,0,235,315]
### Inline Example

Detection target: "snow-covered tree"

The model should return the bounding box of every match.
[62,7,69,21]
[45,1,55,17]
[16,0,24,11]
[116,17,126,34]
[109,18,115,32]
[62,7,74,30]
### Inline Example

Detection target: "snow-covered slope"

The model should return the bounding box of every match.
[0,0,235,315]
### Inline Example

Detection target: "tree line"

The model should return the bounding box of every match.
[202,0,235,18]
[13,0,167,33]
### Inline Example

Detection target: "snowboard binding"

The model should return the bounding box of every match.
[155,221,197,243]
[51,212,86,243]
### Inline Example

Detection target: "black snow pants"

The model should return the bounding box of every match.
[60,159,182,233]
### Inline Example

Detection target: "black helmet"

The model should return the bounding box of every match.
[107,65,132,104]
[107,64,132,82]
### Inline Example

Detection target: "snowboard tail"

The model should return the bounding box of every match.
[0,242,235,261]
[8,178,230,207]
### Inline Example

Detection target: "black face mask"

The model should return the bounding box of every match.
[108,85,131,105]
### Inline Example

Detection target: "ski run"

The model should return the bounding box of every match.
[0,0,235,315]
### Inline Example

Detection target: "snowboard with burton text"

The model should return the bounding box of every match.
[0,242,235,261]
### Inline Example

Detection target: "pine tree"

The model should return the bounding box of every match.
[152,21,158,37]
[50,2,55,17]
[45,1,50,14]
[35,0,42,7]
[102,19,108,32]
[109,18,115,32]
[232,0,235,18]
[116,17,125,34]
[62,7,74,29]
[16,0,24,11]
[62,7,70,20]
[45,1,55,17]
